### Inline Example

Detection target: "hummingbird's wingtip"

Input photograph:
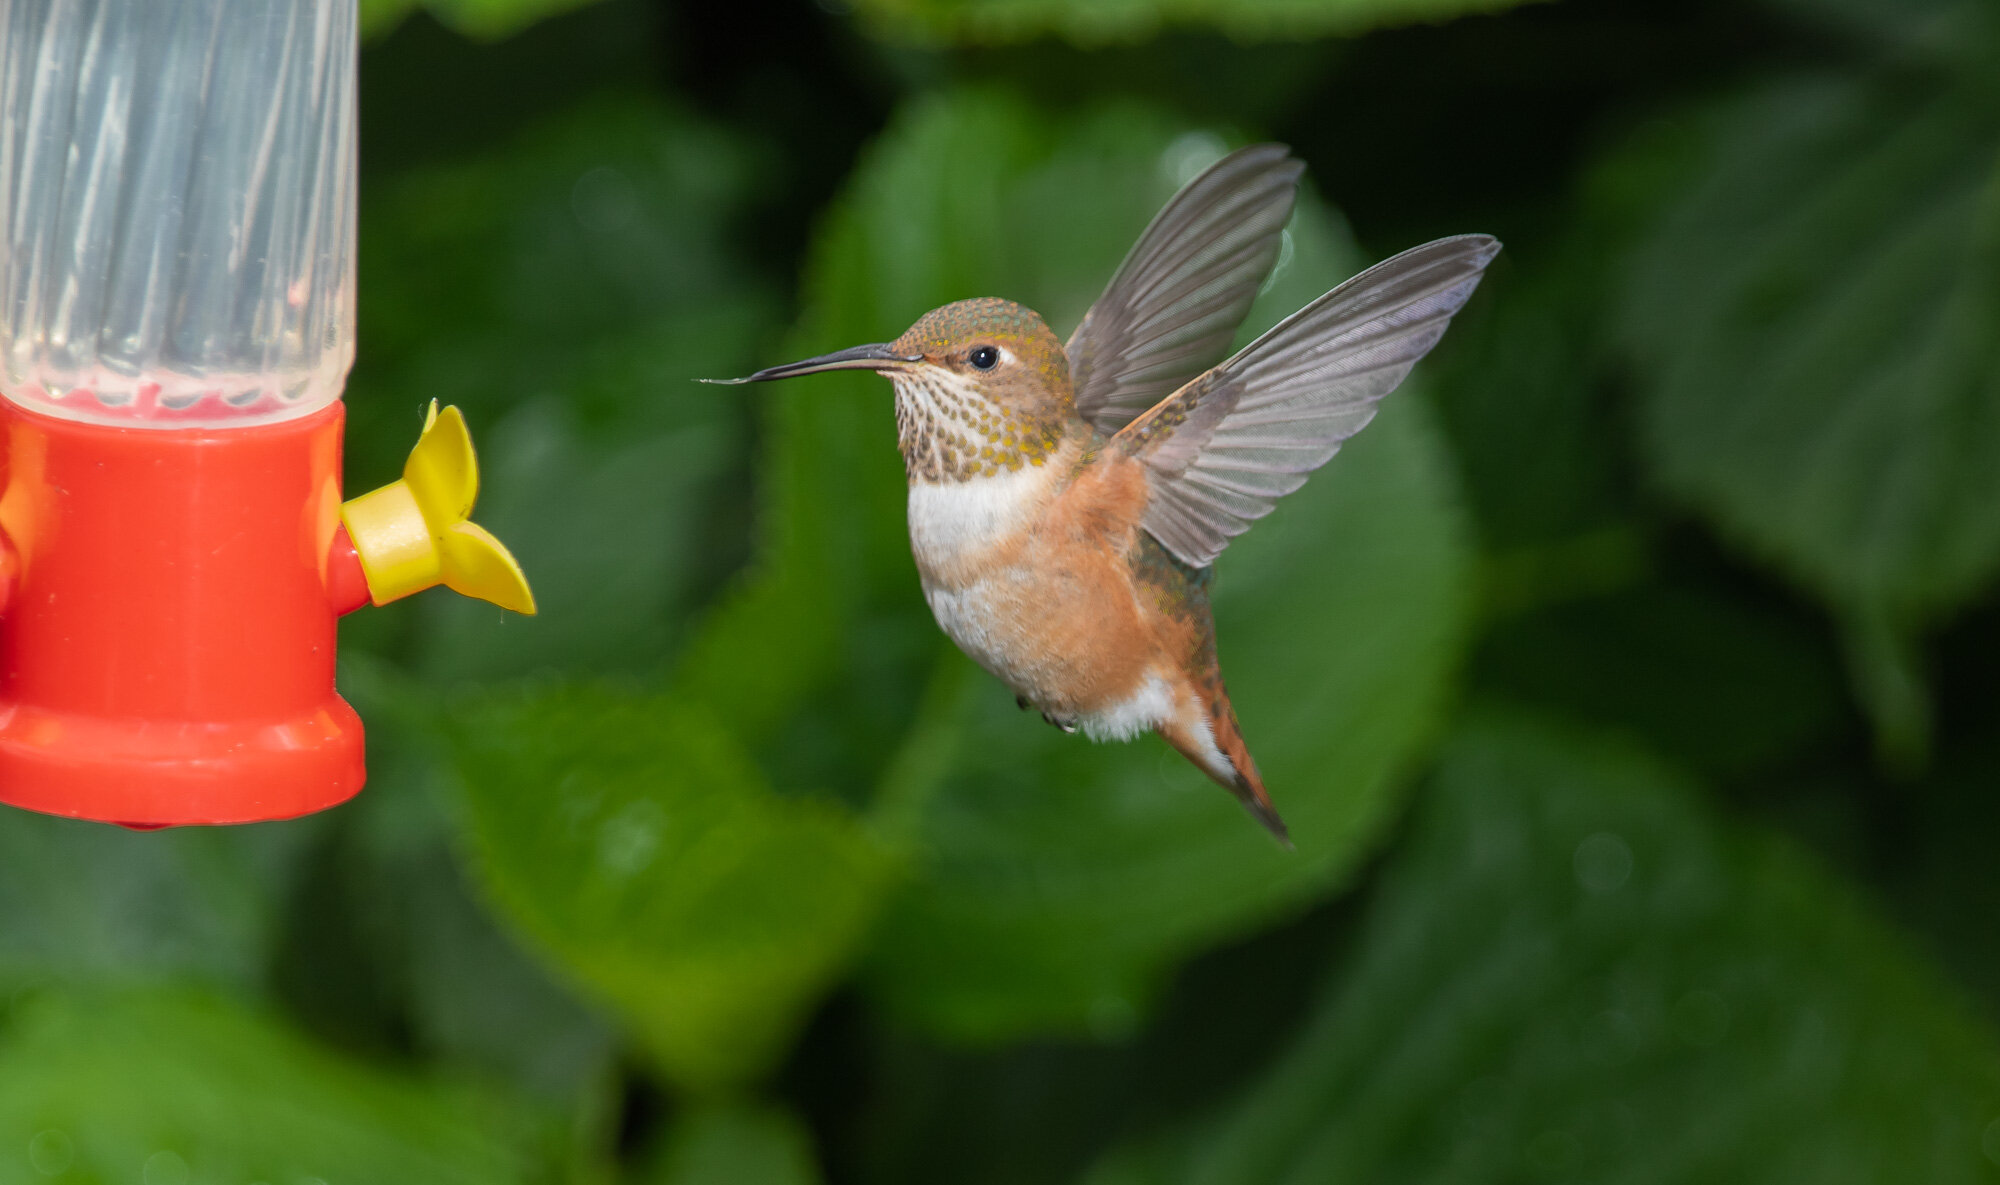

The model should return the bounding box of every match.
[1463,233,1504,262]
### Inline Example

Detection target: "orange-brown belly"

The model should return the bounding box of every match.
[909,452,1162,716]
[921,548,1155,713]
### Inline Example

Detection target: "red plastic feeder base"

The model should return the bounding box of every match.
[0,699,364,827]
[0,399,367,827]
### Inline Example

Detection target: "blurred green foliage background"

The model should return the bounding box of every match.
[6,0,2000,1181]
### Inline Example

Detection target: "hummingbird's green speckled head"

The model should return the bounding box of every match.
[893,298,1072,411]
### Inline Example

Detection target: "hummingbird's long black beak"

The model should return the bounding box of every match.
[702,343,923,385]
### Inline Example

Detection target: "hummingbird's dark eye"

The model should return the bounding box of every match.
[968,345,1000,371]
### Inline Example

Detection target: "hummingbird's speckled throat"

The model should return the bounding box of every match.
[889,368,1069,485]
[889,298,1075,486]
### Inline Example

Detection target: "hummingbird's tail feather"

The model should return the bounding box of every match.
[1161,682,1292,848]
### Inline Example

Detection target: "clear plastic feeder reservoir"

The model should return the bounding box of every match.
[0,0,533,826]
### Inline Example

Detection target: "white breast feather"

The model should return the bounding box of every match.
[909,470,1046,675]
[907,467,1047,572]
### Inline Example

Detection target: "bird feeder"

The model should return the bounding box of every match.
[0,0,533,827]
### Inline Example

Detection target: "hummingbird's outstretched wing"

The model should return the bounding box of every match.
[1067,144,1304,438]
[1115,234,1500,569]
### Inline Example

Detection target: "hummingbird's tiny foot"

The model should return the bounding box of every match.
[1016,695,1032,711]
[1040,711,1078,734]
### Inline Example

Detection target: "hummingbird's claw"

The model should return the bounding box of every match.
[1016,695,1032,711]
[1041,711,1078,734]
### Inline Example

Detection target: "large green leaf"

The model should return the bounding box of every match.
[807,91,1473,1041]
[850,0,1538,48]
[1089,711,2000,1184]
[315,661,617,1107]
[638,1104,824,1185]
[1471,580,1847,779]
[0,989,538,1184]
[451,684,898,1091]
[1618,70,2000,761]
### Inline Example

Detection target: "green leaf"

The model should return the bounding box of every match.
[638,1103,823,1185]
[452,683,899,1090]
[1088,711,2000,1184]
[362,0,611,41]
[0,812,313,996]
[413,325,754,684]
[1424,227,1649,623]
[820,91,1473,1041]
[1761,0,2000,76]
[1472,581,1847,778]
[346,93,774,672]
[1426,233,1628,558]
[349,91,771,506]
[1429,98,1723,618]
[1885,733,2000,1023]
[849,0,1540,48]
[322,661,618,1107]
[0,989,538,1184]
[1618,73,2000,753]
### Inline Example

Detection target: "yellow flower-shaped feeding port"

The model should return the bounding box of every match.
[340,401,536,614]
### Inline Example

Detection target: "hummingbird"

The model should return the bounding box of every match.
[716,144,1497,843]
